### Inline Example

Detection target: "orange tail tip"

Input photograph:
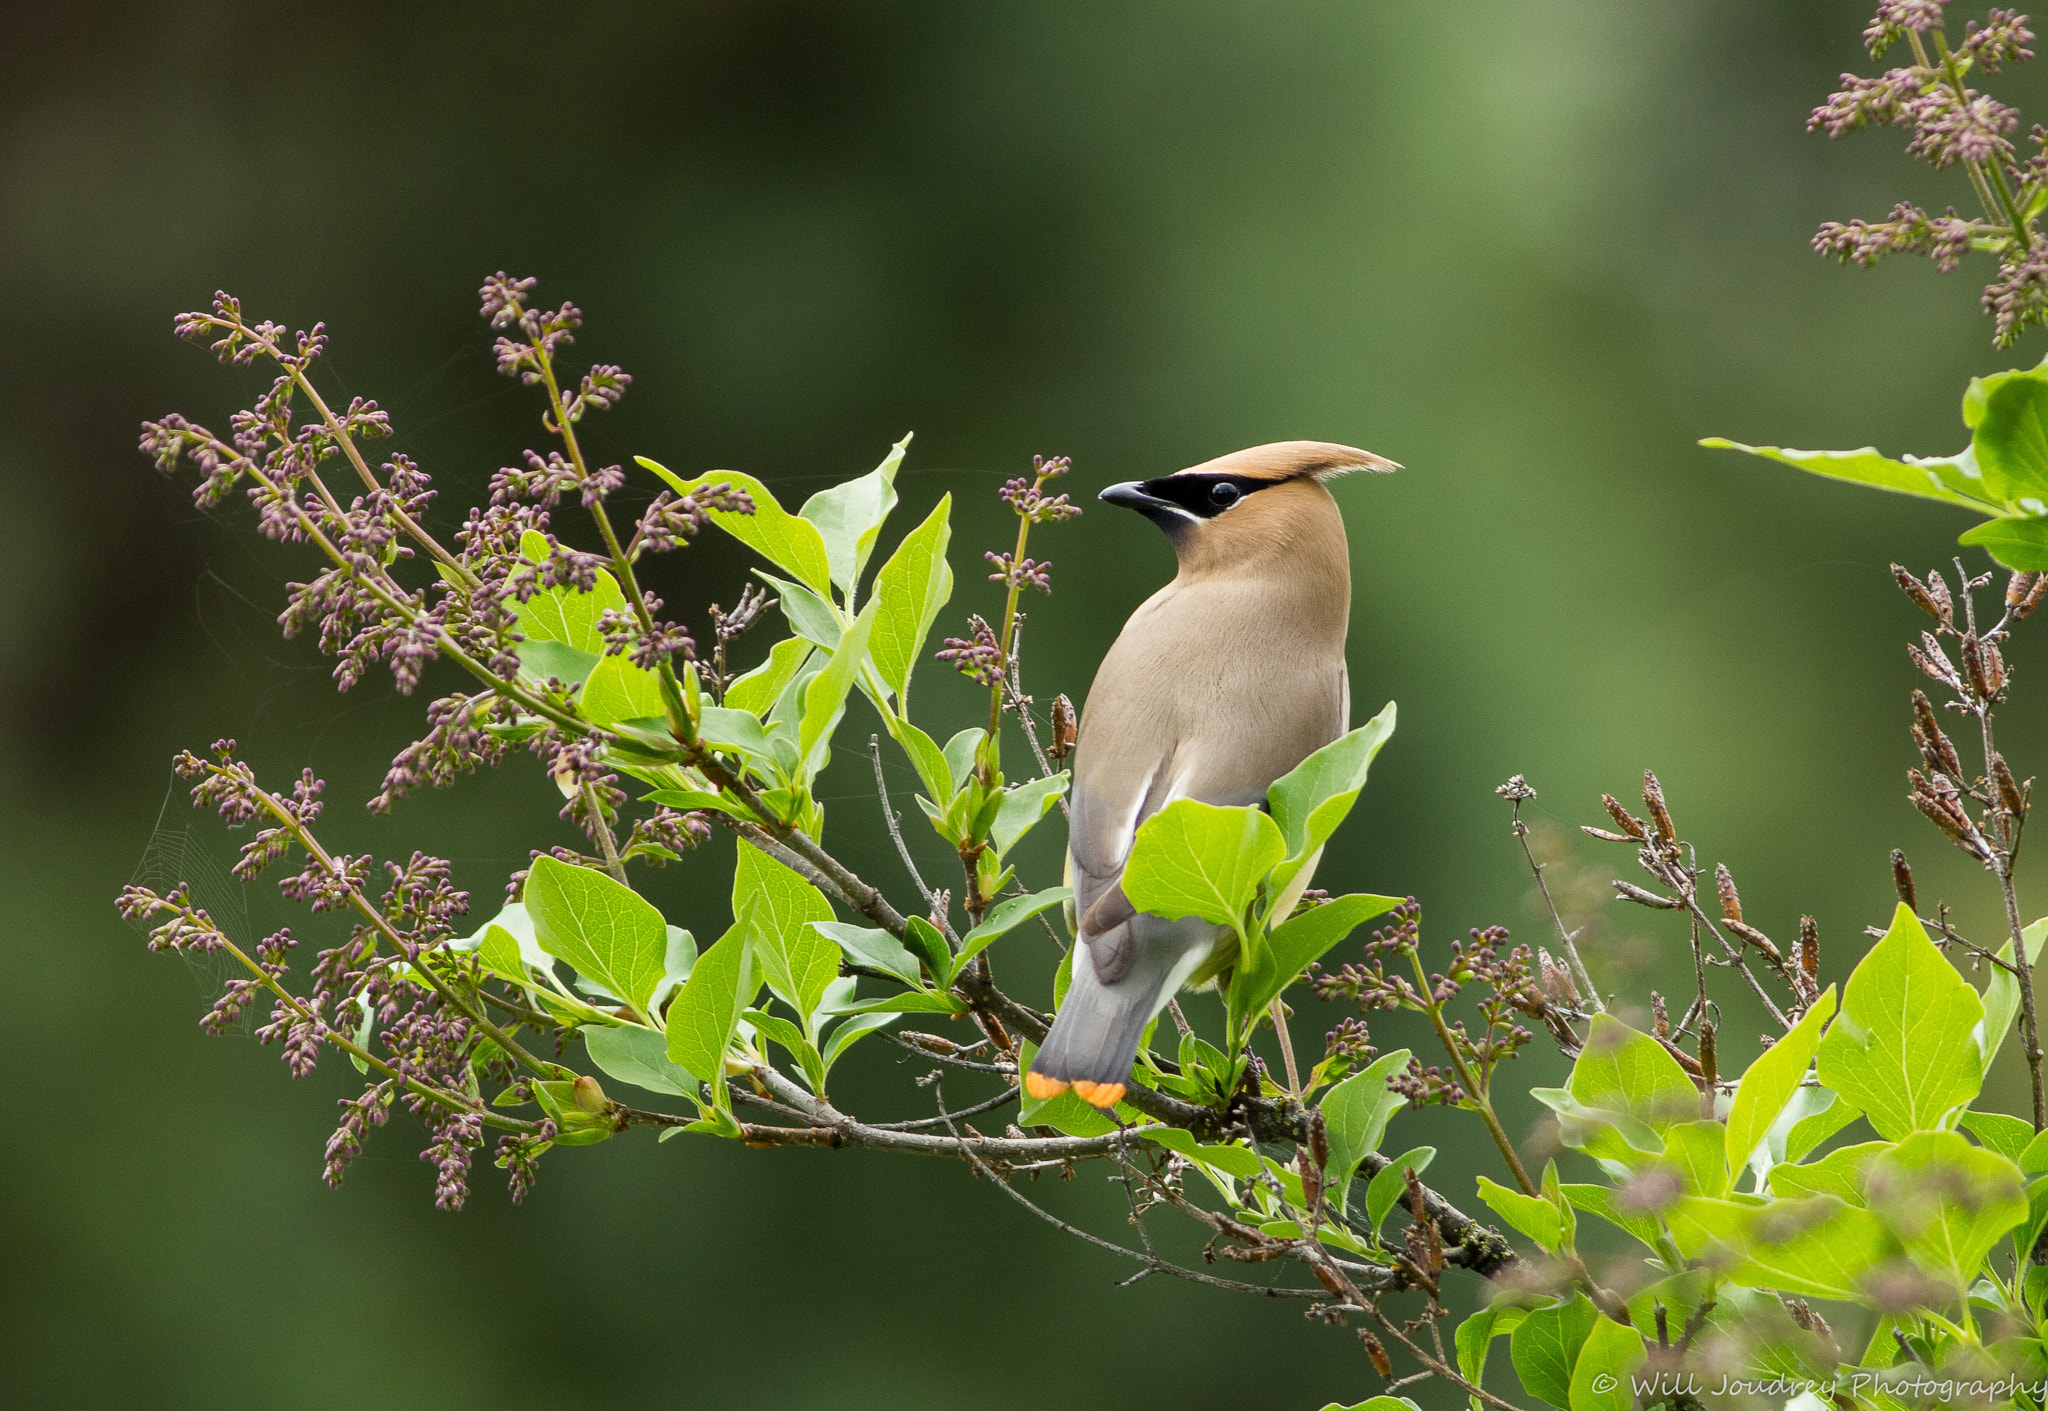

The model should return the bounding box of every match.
[1069,1079,1126,1109]
[1023,1071,1071,1101]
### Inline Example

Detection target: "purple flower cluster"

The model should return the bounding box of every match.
[1809,5,2048,343]
[937,614,1006,687]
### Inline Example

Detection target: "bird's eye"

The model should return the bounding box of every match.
[1208,481,1241,509]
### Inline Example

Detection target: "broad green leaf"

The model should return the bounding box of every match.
[1784,1089,1862,1165]
[1866,1129,2027,1285]
[1666,1194,1890,1301]
[1365,1146,1436,1235]
[1698,439,1997,511]
[1621,1270,1713,1349]
[580,652,667,729]
[1973,373,2048,503]
[524,855,670,1021]
[821,1011,899,1075]
[1661,1119,1729,1198]
[585,1024,698,1096]
[955,887,1070,970]
[829,991,963,1016]
[798,599,879,781]
[812,921,926,990]
[1268,702,1399,860]
[1960,517,2048,571]
[1570,1013,1699,1135]
[1232,892,1403,1025]
[757,572,842,649]
[697,705,776,760]
[798,435,908,595]
[734,846,839,1022]
[1456,1302,1525,1401]
[867,492,953,701]
[1477,1175,1564,1251]
[635,460,835,599]
[2023,1129,2048,1175]
[1510,1295,1598,1411]
[1816,903,1984,1140]
[1568,1316,1646,1411]
[1561,1184,1662,1248]
[724,637,813,716]
[1147,1128,1267,1180]
[989,773,1069,857]
[1319,1049,1411,1211]
[1962,1109,2037,1164]
[1768,1140,1888,1205]
[1320,1400,1421,1411]
[514,637,600,687]
[1977,917,2048,1070]
[1531,1087,1664,1176]
[941,729,984,795]
[1122,799,1285,931]
[883,714,952,800]
[665,920,758,1102]
[1725,986,1838,1186]
[513,529,629,654]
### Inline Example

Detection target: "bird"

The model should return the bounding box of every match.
[1024,440,1397,1109]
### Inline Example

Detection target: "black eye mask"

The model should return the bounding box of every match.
[1097,473,1276,529]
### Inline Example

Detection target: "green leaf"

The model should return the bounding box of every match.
[1785,1089,1863,1165]
[1122,799,1285,931]
[1972,373,2048,503]
[955,887,1070,970]
[1268,702,1399,860]
[940,729,984,795]
[513,528,629,655]
[635,460,835,600]
[798,435,908,595]
[1365,1146,1435,1235]
[666,920,757,1103]
[757,572,842,650]
[1232,893,1403,1026]
[1962,1109,2037,1164]
[882,714,952,800]
[797,598,879,782]
[1319,1400,1421,1411]
[829,991,964,1016]
[724,637,813,716]
[1477,1175,1564,1251]
[580,652,668,729]
[733,845,839,1023]
[1725,986,1838,1188]
[1666,1194,1891,1301]
[2022,1129,2048,1175]
[902,916,953,986]
[1816,902,1984,1140]
[1866,1129,2027,1286]
[1977,916,2048,1069]
[1530,1087,1663,1174]
[1698,439,1997,512]
[514,638,601,687]
[867,491,953,702]
[1570,1012,1699,1135]
[812,921,927,990]
[1561,1184,1662,1248]
[820,1011,899,1075]
[1456,1302,1525,1402]
[1568,1317,1647,1411]
[1961,516,2048,570]
[1662,1119,1730,1199]
[1147,1128,1267,1180]
[1510,1295,1598,1411]
[989,773,1069,858]
[585,1024,699,1096]
[696,705,776,760]
[1768,1140,1888,1205]
[1319,1049,1412,1210]
[524,855,670,1021]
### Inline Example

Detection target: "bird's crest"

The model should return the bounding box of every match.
[1173,440,1400,483]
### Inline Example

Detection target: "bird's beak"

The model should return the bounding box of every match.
[1099,481,1176,516]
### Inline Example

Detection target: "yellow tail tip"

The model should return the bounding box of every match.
[1023,1071,1070,1101]
[1070,1080,1126,1109]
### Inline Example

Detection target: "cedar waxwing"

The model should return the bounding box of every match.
[1025,441,1398,1109]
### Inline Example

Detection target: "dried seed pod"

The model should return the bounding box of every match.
[1982,638,2008,696]
[1602,794,1648,840]
[2010,571,2037,609]
[1893,563,1948,622]
[1614,879,1683,909]
[1651,990,1670,1038]
[1697,1019,1718,1117]
[1796,916,1820,998]
[1910,768,1991,859]
[1714,863,1742,922]
[1911,633,1965,692]
[2022,574,2048,619]
[1724,917,1785,966]
[1925,569,1954,624]
[1962,632,1993,698]
[1891,849,1916,910]
[1538,947,1581,1004]
[1911,688,1964,779]
[1360,1330,1393,1378]
[1580,826,1633,844]
[1308,1107,1330,1170]
[1993,753,2029,820]
[1297,1145,1323,1212]
[1048,693,1077,764]
[1642,771,1677,846]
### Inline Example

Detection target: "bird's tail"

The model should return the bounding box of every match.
[1025,923,1216,1109]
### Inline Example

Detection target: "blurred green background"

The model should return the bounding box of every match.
[6,1,2046,1406]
